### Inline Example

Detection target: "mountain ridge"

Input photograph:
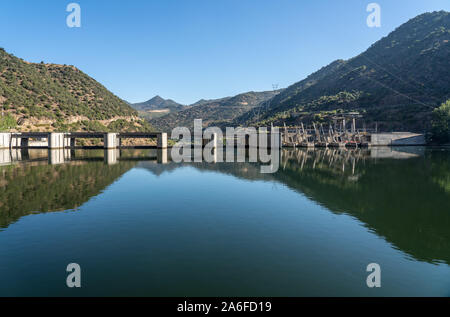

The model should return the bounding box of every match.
[150,89,283,131]
[233,11,450,132]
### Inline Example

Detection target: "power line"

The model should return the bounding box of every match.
[361,53,442,103]
[341,63,437,110]
[255,84,279,125]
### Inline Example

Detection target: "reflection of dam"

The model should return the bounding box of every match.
[0,154,137,229]
[138,147,450,265]
[0,148,170,166]
[0,146,420,170]
[276,149,450,265]
[0,148,173,230]
[1,147,448,266]
[281,147,421,174]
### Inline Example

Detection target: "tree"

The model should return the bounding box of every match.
[430,100,450,144]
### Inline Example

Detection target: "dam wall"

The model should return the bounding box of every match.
[371,133,426,146]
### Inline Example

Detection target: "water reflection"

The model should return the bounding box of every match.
[0,147,449,266]
[278,148,450,265]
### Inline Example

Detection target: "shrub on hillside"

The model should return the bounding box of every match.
[0,113,17,131]
[430,100,450,144]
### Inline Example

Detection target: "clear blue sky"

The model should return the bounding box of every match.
[0,0,448,104]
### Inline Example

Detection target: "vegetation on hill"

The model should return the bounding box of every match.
[234,11,450,133]
[141,149,450,264]
[0,113,16,131]
[151,90,282,131]
[430,99,450,144]
[0,48,152,132]
[52,117,153,133]
[0,160,135,229]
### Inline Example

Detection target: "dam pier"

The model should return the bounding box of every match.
[0,132,169,149]
[0,127,426,150]
[0,131,284,150]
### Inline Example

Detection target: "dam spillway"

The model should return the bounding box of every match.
[0,132,168,149]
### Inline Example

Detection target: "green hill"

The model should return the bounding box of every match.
[151,90,281,131]
[235,11,450,132]
[0,48,151,132]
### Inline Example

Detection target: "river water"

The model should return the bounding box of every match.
[0,147,449,296]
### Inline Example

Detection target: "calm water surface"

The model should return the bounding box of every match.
[0,147,449,296]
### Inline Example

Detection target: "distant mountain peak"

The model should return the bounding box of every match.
[148,95,164,103]
[131,95,185,114]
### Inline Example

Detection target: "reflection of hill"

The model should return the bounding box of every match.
[276,151,450,265]
[137,161,274,180]
[140,149,450,265]
[2,148,449,265]
[0,161,135,229]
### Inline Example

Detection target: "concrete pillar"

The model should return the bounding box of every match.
[104,133,118,149]
[48,149,65,165]
[0,149,11,166]
[157,133,168,149]
[64,149,71,161]
[11,149,22,161]
[11,137,20,148]
[63,136,71,148]
[49,133,65,149]
[104,149,119,165]
[157,148,168,164]
[0,133,11,149]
